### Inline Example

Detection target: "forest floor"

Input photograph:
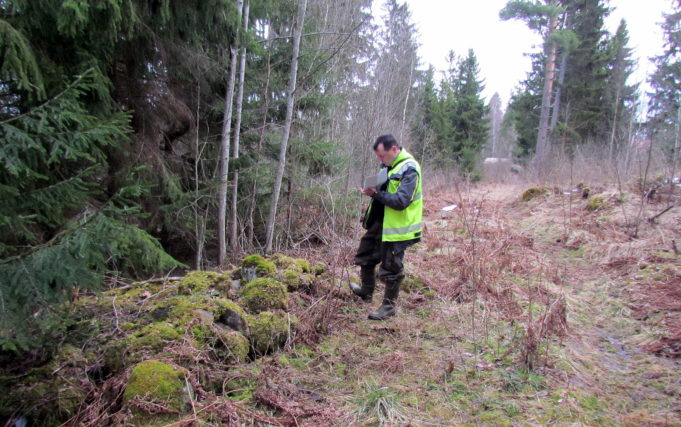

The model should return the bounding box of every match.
[5,181,681,427]
[260,180,681,426]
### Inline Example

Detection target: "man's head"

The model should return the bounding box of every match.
[373,134,401,166]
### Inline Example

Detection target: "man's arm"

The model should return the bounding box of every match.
[372,168,418,211]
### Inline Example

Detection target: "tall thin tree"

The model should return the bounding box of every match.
[230,0,250,252]
[264,0,308,253]
[219,0,244,265]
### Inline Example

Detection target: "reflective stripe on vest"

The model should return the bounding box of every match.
[382,149,423,242]
[383,222,423,236]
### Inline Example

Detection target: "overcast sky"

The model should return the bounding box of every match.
[395,0,672,106]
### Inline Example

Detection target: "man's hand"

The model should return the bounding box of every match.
[360,186,377,197]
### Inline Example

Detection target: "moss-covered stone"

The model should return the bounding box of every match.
[312,263,326,276]
[241,278,288,313]
[277,269,303,291]
[241,254,276,276]
[131,322,181,349]
[248,311,297,355]
[270,253,312,273]
[123,360,191,426]
[294,258,311,273]
[213,327,250,363]
[521,186,549,202]
[402,274,427,293]
[213,298,249,333]
[586,195,605,211]
[178,270,230,295]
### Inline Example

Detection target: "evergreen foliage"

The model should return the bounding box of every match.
[504,0,637,159]
[647,3,681,161]
[426,50,489,174]
[0,0,194,349]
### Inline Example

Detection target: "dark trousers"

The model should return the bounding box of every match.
[353,222,409,282]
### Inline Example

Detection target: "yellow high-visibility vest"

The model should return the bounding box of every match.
[382,149,422,242]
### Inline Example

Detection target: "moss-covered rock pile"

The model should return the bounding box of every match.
[1,253,326,426]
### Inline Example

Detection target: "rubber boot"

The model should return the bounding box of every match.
[368,278,401,320]
[349,266,376,302]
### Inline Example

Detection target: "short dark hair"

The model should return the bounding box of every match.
[373,134,401,151]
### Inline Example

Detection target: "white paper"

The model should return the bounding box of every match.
[363,168,388,189]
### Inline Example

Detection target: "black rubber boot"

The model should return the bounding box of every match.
[368,278,401,320]
[349,266,376,302]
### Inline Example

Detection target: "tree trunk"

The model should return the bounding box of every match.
[399,53,416,142]
[550,49,568,130]
[230,0,249,253]
[534,13,558,176]
[608,86,621,161]
[264,0,308,253]
[218,0,243,266]
[193,81,205,269]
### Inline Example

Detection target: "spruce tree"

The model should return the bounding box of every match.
[0,1,189,350]
[647,2,681,170]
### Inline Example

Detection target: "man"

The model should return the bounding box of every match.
[350,134,423,320]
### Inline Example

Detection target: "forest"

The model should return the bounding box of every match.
[1,0,680,425]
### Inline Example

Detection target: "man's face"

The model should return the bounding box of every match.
[374,143,399,166]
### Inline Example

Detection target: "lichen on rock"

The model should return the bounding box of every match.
[240,278,288,313]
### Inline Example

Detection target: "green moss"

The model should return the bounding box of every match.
[212,298,249,333]
[178,270,229,295]
[312,263,326,275]
[294,258,311,273]
[124,360,187,411]
[278,269,303,291]
[477,410,512,425]
[222,367,260,399]
[521,186,549,202]
[241,278,288,313]
[402,274,427,293]
[131,322,181,349]
[242,254,276,276]
[248,311,297,355]
[270,253,312,273]
[165,298,205,325]
[271,253,302,272]
[214,328,250,363]
[586,195,605,211]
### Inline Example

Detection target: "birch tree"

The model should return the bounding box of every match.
[230,0,250,252]
[264,0,308,253]
[219,0,243,265]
